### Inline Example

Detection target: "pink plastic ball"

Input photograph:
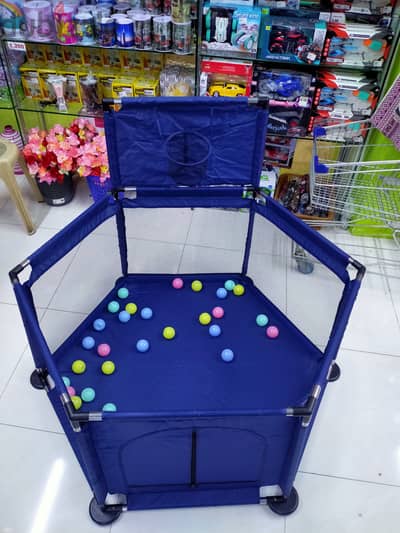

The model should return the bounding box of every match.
[212,306,224,319]
[172,278,184,289]
[97,343,111,357]
[67,386,76,396]
[266,326,279,339]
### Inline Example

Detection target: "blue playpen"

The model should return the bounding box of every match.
[10,98,364,525]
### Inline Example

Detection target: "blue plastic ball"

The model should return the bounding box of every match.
[108,301,120,313]
[118,310,131,323]
[82,336,95,350]
[216,288,228,299]
[102,403,117,412]
[136,339,150,352]
[221,349,234,362]
[117,287,129,299]
[256,314,269,327]
[209,324,221,337]
[224,280,235,291]
[81,387,96,402]
[62,376,70,387]
[93,318,106,331]
[141,307,153,320]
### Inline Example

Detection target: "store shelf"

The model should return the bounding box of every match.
[0,102,14,110]
[2,36,195,57]
[15,98,101,118]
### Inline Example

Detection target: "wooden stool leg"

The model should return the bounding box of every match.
[18,153,43,202]
[2,165,36,234]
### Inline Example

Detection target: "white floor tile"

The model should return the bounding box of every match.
[0,303,33,395]
[112,503,284,533]
[187,208,249,250]
[0,424,103,533]
[287,472,400,533]
[301,349,400,486]
[49,233,183,313]
[179,244,243,273]
[94,208,193,244]
[0,224,78,307]
[342,270,400,356]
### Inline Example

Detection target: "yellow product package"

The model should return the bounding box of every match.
[59,69,82,103]
[81,48,103,69]
[62,46,83,66]
[25,44,46,65]
[120,50,144,72]
[112,77,135,98]
[20,65,43,99]
[102,49,122,71]
[134,76,160,97]
[44,44,64,66]
[38,68,58,99]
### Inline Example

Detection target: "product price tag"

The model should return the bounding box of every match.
[7,41,26,52]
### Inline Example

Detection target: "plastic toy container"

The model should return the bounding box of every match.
[10,97,364,525]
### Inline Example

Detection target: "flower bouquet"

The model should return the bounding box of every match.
[23,119,110,206]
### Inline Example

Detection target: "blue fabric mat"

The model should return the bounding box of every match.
[54,273,322,414]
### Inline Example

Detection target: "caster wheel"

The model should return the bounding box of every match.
[296,259,314,274]
[328,362,341,382]
[30,370,45,390]
[89,497,122,525]
[267,487,299,516]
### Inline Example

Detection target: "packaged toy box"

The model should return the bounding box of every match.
[313,69,380,119]
[200,59,253,96]
[265,135,297,168]
[258,9,327,65]
[202,4,261,58]
[252,66,315,136]
[322,21,391,67]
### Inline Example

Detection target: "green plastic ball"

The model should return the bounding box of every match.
[125,302,137,315]
[199,312,211,325]
[72,359,86,374]
[233,284,245,296]
[71,395,82,410]
[101,360,115,375]
[163,326,176,340]
[191,280,203,292]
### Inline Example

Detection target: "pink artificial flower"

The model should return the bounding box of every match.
[52,124,64,135]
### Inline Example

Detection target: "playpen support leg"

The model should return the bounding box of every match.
[242,207,255,275]
[89,497,122,525]
[116,204,128,276]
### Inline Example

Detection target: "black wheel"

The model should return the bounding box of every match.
[89,497,122,526]
[30,370,45,390]
[296,258,314,274]
[267,487,299,516]
[327,362,341,382]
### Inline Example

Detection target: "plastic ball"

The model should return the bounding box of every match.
[66,386,76,396]
[191,280,203,292]
[72,359,86,374]
[101,360,115,375]
[71,395,82,410]
[118,310,131,323]
[172,278,184,289]
[108,301,120,313]
[233,284,245,296]
[209,324,221,337]
[136,339,150,352]
[221,349,234,362]
[216,287,228,299]
[97,343,111,357]
[163,326,175,340]
[82,336,95,350]
[141,307,153,320]
[102,403,117,412]
[117,287,129,299]
[62,376,70,387]
[199,312,211,325]
[81,387,96,402]
[125,303,137,315]
[224,280,235,291]
[256,314,269,327]
[212,306,224,319]
[93,318,106,331]
[266,325,279,339]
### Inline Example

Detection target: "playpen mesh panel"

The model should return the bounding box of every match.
[247,214,345,351]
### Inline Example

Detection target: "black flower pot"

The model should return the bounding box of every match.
[37,172,75,206]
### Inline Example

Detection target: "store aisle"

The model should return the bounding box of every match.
[0,180,399,533]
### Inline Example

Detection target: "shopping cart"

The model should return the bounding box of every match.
[9,98,364,525]
[305,119,400,277]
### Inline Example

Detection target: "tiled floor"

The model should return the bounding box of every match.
[1,179,400,533]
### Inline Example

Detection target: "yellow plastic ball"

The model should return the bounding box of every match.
[191,280,203,292]
[233,284,245,296]
[163,326,176,340]
[125,303,138,315]
[71,395,82,410]
[101,361,116,375]
[72,359,86,374]
[199,312,211,325]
